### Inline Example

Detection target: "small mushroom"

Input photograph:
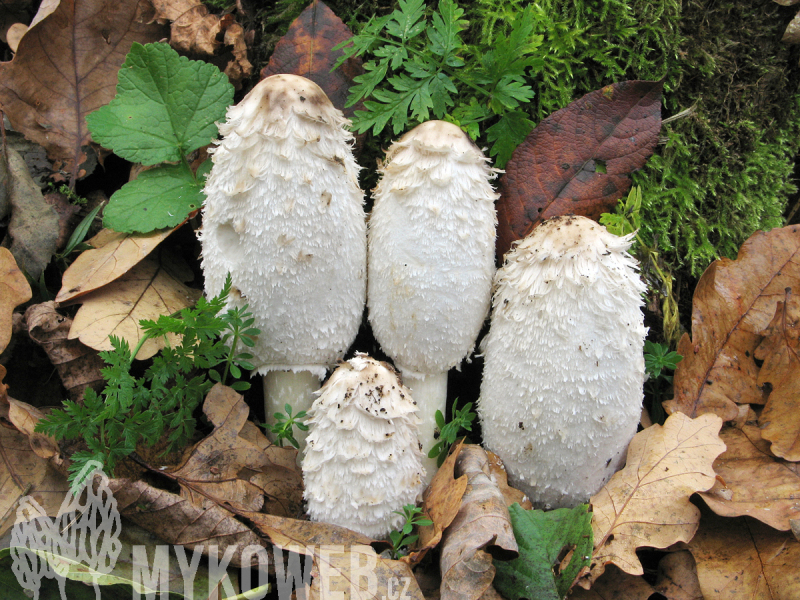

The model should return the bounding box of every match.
[199,74,366,450]
[367,120,499,479]
[302,354,425,538]
[478,215,647,509]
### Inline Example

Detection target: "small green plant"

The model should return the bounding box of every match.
[387,504,433,559]
[428,398,476,467]
[36,275,258,482]
[53,203,103,267]
[643,340,682,424]
[47,183,87,205]
[266,404,309,449]
[86,42,233,234]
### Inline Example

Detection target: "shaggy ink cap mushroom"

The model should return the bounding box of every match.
[367,120,499,480]
[478,215,648,509]
[302,354,425,539]
[199,74,366,450]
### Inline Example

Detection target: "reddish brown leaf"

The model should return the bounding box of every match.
[495,80,662,259]
[0,0,167,180]
[667,225,800,420]
[260,0,364,119]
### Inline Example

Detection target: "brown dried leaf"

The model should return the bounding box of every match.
[43,191,82,251]
[587,412,725,585]
[689,508,800,599]
[221,21,253,88]
[0,0,166,178]
[668,225,800,420]
[245,511,424,600]
[68,252,201,360]
[495,80,662,259]
[653,550,703,600]
[260,0,364,119]
[487,451,532,510]
[6,146,59,279]
[0,247,32,354]
[6,397,58,459]
[25,302,105,401]
[569,565,656,599]
[754,292,800,460]
[440,445,518,600]
[699,421,800,531]
[151,0,222,55]
[783,11,800,44]
[56,226,176,304]
[413,439,468,563]
[108,477,265,568]
[171,384,303,517]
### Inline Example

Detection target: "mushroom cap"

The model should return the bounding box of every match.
[302,354,425,538]
[367,120,499,376]
[478,215,647,509]
[199,75,366,377]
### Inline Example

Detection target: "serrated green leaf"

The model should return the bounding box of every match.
[87,42,233,165]
[486,110,534,168]
[494,504,593,600]
[103,163,204,233]
[428,0,466,58]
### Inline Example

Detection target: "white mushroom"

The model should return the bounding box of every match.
[199,74,366,450]
[478,215,647,509]
[367,120,498,479]
[302,354,425,538]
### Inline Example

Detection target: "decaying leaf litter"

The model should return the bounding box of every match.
[0,0,799,598]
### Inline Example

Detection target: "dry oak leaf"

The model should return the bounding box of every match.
[67,251,201,360]
[171,384,303,517]
[0,0,166,179]
[260,0,364,120]
[56,226,177,304]
[495,80,662,259]
[487,451,533,510]
[25,302,105,401]
[667,225,800,421]
[653,550,703,600]
[108,477,266,568]
[6,396,59,459]
[151,0,222,56]
[568,565,657,599]
[440,445,518,600]
[699,421,800,531]
[689,508,800,600]
[585,412,725,586]
[0,247,32,354]
[755,292,800,461]
[244,511,424,600]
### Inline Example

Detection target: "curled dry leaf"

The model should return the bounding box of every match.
[699,420,800,531]
[440,445,518,600]
[25,302,105,401]
[689,508,800,599]
[56,227,177,304]
[495,80,662,259]
[568,565,656,600]
[487,451,533,510]
[653,550,703,600]
[585,412,725,586]
[108,477,265,568]
[244,511,424,600]
[413,439,469,564]
[260,0,364,119]
[0,0,166,179]
[6,397,58,459]
[0,247,32,354]
[668,225,800,420]
[67,251,201,360]
[170,384,303,517]
[755,292,800,460]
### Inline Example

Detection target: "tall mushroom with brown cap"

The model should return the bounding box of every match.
[367,120,499,479]
[478,215,647,509]
[302,354,425,538]
[199,74,366,450]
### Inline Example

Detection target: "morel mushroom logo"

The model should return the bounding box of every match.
[10,461,122,600]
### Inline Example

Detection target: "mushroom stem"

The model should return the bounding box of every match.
[263,370,321,449]
[399,370,448,481]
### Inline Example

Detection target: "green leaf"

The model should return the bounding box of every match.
[102,163,205,233]
[485,110,534,168]
[87,42,233,165]
[494,504,593,600]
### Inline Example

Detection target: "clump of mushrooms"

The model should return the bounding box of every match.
[367,120,499,478]
[478,215,647,509]
[199,74,366,450]
[302,354,425,538]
